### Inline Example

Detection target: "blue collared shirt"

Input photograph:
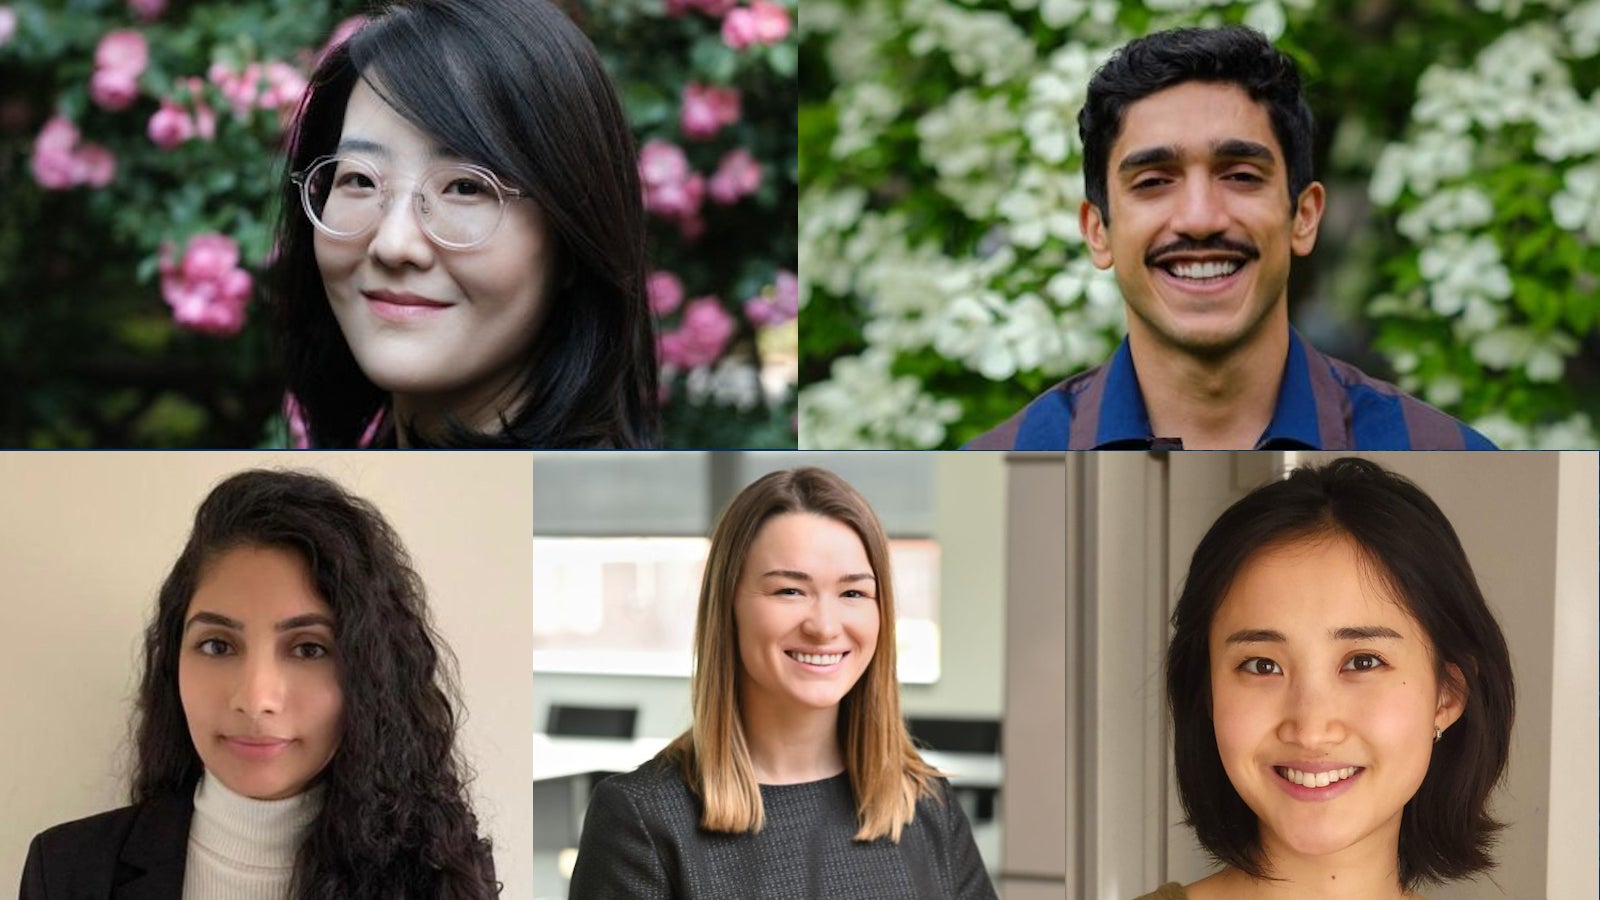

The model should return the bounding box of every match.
[965,330,1497,450]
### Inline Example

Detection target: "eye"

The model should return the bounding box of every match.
[1342,653,1387,672]
[334,170,378,191]
[1238,657,1282,676]
[1131,176,1171,191]
[442,175,492,198]
[292,641,332,661]
[773,586,804,597]
[195,637,232,657]
[840,588,874,600]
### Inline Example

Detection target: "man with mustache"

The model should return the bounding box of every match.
[967,26,1495,450]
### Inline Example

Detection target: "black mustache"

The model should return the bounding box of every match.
[1146,236,1260,267]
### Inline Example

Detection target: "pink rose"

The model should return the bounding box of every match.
[0,7,17,48]
[160,233,253,336]
[659,297,736,369]
[647,270,685,316]
[680,83,740,140]
[94,29,148,78]
[283,394,311,449]
[722,1,791,49]
[639,139,690,188]
[147,100,194,149]
[89,67,139,111]
[646,172,705,220]
[259,61,308,111]
[743,270,799,327]
[181,233,241,283]
[709,147,762,204]
[127,0,165,21]
[72,143,117,188]
[30,116,81,190]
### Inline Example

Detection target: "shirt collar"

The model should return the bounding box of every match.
[1093,329,1324,449]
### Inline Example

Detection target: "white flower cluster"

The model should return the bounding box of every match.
[1366,5,1600,446]
[798,349,964,448]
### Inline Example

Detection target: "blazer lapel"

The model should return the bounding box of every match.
[114,792,193,899]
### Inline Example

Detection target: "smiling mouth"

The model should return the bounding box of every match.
[786,650,847,666]
[1155,258,1247,284]
[1275,765,1364,788]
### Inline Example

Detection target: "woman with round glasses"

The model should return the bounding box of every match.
[568,468,997,899]
[272,0,656,448]
[1137,459,1514,900]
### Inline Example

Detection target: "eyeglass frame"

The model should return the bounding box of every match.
[289,153,528,251]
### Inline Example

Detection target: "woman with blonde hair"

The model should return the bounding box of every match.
[569,467,995,898]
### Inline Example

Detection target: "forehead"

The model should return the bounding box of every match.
[189,545,332,620]
[1110,80,1283,169]
[1210,534,1427,644]
[337,77,452,166]
[744,513,869,568]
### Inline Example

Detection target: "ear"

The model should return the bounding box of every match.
[1290,181,1326,257]
[1435,661,1468,733]
[1079,200,1114,270]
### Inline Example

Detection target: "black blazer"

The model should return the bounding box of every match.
[19,793,192,900]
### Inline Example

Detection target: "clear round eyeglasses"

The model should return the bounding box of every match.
[290,155,526,251]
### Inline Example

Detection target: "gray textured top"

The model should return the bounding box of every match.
[568,757,998,900]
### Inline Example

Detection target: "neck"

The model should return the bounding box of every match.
[739,687,844,784]
[1195,826,1414,900]
[1126,312,1289,449]
[390,367,529,447]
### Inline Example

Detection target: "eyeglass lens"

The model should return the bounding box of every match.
[302,156,507,247]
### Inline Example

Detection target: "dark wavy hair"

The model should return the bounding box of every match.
[1079,24,1316,224]
[1165,457,1514,891]
[271,0,657,448]
[131,469,499,899]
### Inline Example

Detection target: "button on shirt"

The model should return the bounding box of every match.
[964,330,1497,450]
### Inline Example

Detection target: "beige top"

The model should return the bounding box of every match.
[1132,883,1187,900]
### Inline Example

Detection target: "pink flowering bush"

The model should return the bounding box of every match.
[593,0,796,447]
[1,0,370,446]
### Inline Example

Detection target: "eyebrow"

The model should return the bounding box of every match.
[1117,139,1277,174]
[759,569,877,585]
[1224,625,1404,644]
[184,611,336,633]
[334,137,459,162]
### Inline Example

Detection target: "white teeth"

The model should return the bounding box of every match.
[1167,259,1242,280]
[789,651,844,666]
[1278,766,1359,787]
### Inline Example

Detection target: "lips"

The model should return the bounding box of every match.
[785,649,848,669]
[224,736,294,760]
[361,290,453,322]
[1270,761,1366,801]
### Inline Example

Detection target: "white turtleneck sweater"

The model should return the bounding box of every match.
[182,772,323,900]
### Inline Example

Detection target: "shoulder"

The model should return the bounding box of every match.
[1315,352,1497,449]
[28,803,144,860]
[1130,882,1188,900]
[963,366,1103,450]
[588,755,699,824]
[22,804,146,896]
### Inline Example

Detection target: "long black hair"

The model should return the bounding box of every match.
[132,469,499,898]
[271,0,657,448]
[1165,458,1513,890]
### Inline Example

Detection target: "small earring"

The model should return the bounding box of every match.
[1434,726,1442,743]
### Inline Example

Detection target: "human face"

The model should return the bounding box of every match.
[1080,81,1324,359]
[1208,534,1464,866]
[735,513,880,719]
[316,77,557,433]
[178,545,343,800]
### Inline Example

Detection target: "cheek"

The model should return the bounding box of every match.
[1209,672,1277,764]
[313,234,362,291]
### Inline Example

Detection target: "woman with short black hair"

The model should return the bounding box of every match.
[273,0,656,448]
[1138,457,1514,900]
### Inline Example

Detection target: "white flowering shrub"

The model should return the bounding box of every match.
[799,0,1600,448]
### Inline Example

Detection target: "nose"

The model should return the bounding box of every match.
[366,187,437,270]
[1170,176,1231,238]
[232,653,286,718]
[800,597,842,641]
[1276,672,1345,749]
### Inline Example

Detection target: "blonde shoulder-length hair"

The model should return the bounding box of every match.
[663,466,942,842]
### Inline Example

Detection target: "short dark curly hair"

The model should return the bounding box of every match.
[1078,25,1316,224]
[1165,457,1514,891]
[132,469,499,898]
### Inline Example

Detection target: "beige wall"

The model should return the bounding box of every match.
[0,453,533,898]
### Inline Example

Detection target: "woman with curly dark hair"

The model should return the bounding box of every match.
[19,469,499,899]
